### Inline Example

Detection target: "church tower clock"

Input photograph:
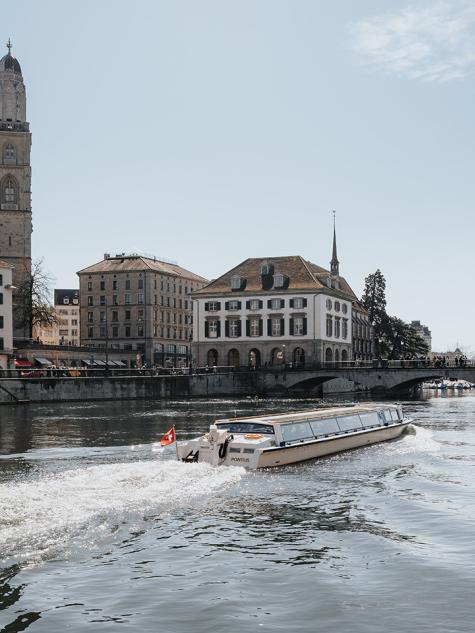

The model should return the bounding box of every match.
[0,40,32,339]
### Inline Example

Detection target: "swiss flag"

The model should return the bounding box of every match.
[160,426,176,446]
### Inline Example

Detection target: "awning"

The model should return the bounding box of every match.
[34,357,53,366]
[15,360,33,367]
[113,360,127,367]
[82,359,95,366]
[94,360,107,367]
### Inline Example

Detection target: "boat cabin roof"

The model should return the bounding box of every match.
[215,404,399,427]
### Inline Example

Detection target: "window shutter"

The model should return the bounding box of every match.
[259,300,263,309]
[217,302,221,310]
[205,321,209,338]
[303,318,307,335]
[289,299,294,308]
[225,320,229,337]
[225,301,229,310]
[237,301,242,309]
[246,300,250,310]
[303,298,307,308]
[280,299,285,308]
[267,319,272,336]
[280,319,285,336]
[204,302,209,311]
[237,320,242,337]
[246,320,250,337]
[267,300,272,309]
[217,321,221,337]
[258,319,263,336]
[289,318,294,335]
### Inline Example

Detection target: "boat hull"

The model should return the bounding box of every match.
[254,421,411,469]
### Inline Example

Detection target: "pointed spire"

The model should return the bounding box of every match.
[6,38,12,54]
[330,210,339,276]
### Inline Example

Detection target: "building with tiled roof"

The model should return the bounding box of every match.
[192,230,363,368]
[77,253,208,367]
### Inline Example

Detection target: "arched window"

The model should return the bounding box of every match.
[1,175,18,208]
[325,347,333,362]
[3,144,15,162]
[293,347,305,367]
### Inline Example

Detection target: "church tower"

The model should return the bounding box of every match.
[0,40,32,339]
[330,210,339,276]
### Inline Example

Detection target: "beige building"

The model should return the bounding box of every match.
[0,259,14,368]
[192,254,358,369]
[0,41,32,340]
[55,289,80,346]
[77,254,207,367]
[411,320,431,352]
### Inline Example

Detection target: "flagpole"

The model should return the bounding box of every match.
[174,425,179,461]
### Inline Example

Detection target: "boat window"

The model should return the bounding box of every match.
[229,447,241,453]
[243,448,255,454]
[381,410,393,423]
[390,409,400,421]
[281,421,314,443]
[309,418,340,437]
[336,415,363,432]
[216,422,274,435]
[359,412,381,428]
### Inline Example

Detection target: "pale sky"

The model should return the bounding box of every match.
[4,0,475,353]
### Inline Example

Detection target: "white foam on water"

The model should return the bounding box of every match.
[384,424,441,455]
[0,459,245,564]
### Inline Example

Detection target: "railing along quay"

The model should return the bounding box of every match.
[1,359,474,380]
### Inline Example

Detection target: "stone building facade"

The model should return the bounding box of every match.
[411,320,431,352]
[352,300,373,361]
[192,255,357,368]
[0,42,32,340]
[77,254,207,367]
[0,259,14,368]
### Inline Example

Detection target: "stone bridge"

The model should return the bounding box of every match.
[255,365,475,393]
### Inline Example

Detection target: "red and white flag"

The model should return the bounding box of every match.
[160,426,176,446]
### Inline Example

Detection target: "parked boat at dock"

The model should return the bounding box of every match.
[177,404,412,469]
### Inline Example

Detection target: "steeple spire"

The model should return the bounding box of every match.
[330,210,339,276]
[6,38,12,54]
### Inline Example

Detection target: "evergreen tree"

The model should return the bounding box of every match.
[361,270,387,357]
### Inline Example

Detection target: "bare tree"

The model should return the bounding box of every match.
[14,258,57,338]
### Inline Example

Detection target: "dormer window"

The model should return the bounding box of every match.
[261,263,273,276]
[273,273,285,288]
[230,276,242,290]
[73,298,79,305]
[63,297,69,305]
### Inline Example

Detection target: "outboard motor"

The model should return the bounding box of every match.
[201,425,233,466]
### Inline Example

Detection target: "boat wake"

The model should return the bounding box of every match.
[0,459,244,566]
[385,424,441,455]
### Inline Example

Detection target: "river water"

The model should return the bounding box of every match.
[0,392,474,633]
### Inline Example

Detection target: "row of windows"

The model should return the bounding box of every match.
[325,299,348,314]
[325,315,349,339]
[205,317,308,339]
[87,279,196,294]
[87,295,190,309]
[86,310,192,325]
[205,298,308,312]
[229,272,287,291]
[86,326,192,340]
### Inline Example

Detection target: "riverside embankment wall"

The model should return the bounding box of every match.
[0,373,356,404]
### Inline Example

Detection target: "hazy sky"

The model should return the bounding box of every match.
[4,0,475,352]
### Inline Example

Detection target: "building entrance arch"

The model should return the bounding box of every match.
[249,348,261,369]
[207,349,218,367]
[228,348,240,368]
[293,347,305,367]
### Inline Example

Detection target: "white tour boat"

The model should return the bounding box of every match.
[176,404,412,470]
